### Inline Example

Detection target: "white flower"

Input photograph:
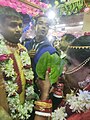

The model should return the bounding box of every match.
[23,68,34,80]
[26,86,34,96]
[52,107,67,120]
[52,90,90,120]
[66,90,90,113]
[20,51,31,66]
[2,59,16,79]
[6,80,34,120]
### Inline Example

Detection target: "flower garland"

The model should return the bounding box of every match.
[52,90,90,120]
[0,39,38,119]
[0,0,48,16]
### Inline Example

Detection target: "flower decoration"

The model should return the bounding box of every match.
[52,107,67,120]
[84,7,90,13]
[0,39,38,119]
[6,81,35,119]
[0,0,49,16]
[66,90,90,113]
[52,90,90,120]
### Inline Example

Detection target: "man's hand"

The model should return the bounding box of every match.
[28,49,36,58]
[36,71,51,100]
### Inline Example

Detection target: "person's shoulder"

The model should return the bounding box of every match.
[25,38,33,44]
[42,39,53,47]
[24,38,34,46]
[41,44,57,54]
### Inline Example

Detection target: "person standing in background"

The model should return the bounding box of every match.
[24,15,57,80]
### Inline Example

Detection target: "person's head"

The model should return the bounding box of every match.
[0,6,23,44]
[60,33,76,52]
[65,35,90,90]
[34,15,50,41]
[52,40,61,50]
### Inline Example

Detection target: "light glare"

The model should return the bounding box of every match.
[47,10,55,19]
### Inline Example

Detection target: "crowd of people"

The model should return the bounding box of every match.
[0,6,90,120]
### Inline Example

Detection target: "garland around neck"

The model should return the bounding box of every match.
[0,39,38,119]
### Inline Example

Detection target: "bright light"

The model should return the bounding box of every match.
[47,10,56,20]
[48,35,54,42]
[79,22,83,25]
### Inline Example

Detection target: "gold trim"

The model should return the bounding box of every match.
[68,46,90,49]
[34,106,45,111]
[35,101,52,108]
[65,57,90,74]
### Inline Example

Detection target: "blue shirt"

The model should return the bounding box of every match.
[25,37,57,79]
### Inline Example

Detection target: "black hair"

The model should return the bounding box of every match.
[0,6,22,23]
[67,35,90,66]
[61,33,76,43]
[61,33,76,42]
[60,34,76,52]
[34,14,50,26]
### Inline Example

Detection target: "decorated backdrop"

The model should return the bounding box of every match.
[0,0,49,16]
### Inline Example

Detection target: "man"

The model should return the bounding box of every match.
[25,15,57,79]
[0,6,36,120]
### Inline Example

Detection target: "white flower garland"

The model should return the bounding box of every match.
[0,39,37,119]
[52,90,90,120]
[66,90,90,113]
[6,81,34,119]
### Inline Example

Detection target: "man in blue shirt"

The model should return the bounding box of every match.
[25,15,57,79]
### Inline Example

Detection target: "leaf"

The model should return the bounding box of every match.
[36,52,65,84]
[36,52,49,79]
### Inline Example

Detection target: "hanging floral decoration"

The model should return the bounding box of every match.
[0,0,49,16]
[0,38,39,119]
[54,0,84,16]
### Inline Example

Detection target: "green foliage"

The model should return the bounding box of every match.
[36,52,65,84]
[55,0,84,16]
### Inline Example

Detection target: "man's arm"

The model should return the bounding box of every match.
[34,71,51,120]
